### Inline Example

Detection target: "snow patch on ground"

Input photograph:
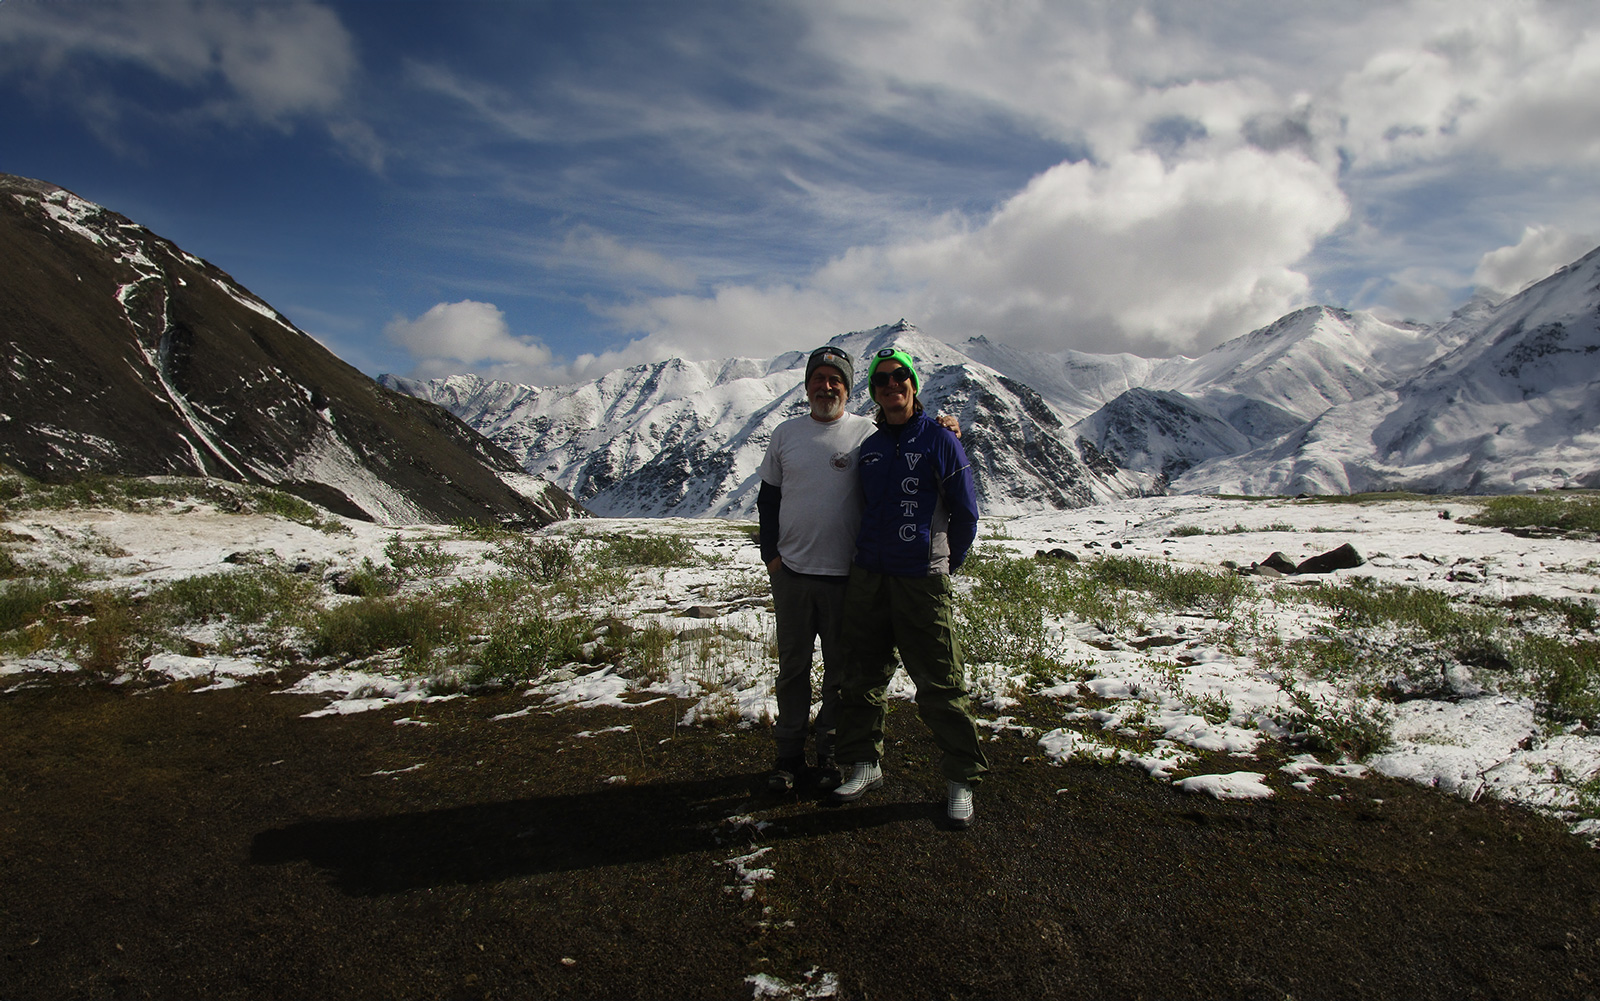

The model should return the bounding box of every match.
[279,669,462,718]
[6,494,1600,839]
[1177,771,1275,800]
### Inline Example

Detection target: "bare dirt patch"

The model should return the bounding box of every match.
[3,679,1598,999]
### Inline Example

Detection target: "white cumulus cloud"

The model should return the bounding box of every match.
[1473,225,1600,296]
[607,145,1348,359]
[385,300,563,385]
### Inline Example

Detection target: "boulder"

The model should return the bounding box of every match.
[1295,543,1365,575]
[1259,551,1298,574]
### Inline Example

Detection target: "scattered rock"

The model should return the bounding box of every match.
[1110,541,1123,550]
[1259,552,1298,574]
[1294,543,1364,575]
[1501,526,1568,539]
[1035,548,1078,562]
[684,605,721,619]
[1130,635,1182,650]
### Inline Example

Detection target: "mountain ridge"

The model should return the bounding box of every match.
[393,246,1600,512]
[0,174,582,526]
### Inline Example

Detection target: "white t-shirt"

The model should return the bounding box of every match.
[758,412,876,576]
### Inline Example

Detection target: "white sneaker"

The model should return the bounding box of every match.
[830,761,883,802]
[946,780,974,829]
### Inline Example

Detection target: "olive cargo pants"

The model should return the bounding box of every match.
[834,566,989,785]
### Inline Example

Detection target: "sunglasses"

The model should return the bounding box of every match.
[871,368,913,388]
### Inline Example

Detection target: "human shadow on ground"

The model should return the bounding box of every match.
[250,772,930,895]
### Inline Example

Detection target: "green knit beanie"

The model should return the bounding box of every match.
[866,347,918,391]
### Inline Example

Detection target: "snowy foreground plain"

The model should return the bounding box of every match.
[5,485,1600,854]
[6,483,1600,997]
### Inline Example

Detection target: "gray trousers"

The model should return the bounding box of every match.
[768,566,848,760]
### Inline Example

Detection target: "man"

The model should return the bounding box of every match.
[757,345,960,794]
[756,346,871,793]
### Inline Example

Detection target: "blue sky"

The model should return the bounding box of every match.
[4,0,1598,386]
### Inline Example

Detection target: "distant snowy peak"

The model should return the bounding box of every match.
[961,335,1167,420]
[1176,243,1600,496]
[388,319,1151,518]
[1074,388,1253,483]
[1158,305,1444,420]
[395,237,1600,517]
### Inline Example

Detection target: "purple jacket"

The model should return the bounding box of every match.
[854,413,979,576]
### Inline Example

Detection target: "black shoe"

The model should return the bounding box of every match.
[767,755,805,793]
[813,754,842,792]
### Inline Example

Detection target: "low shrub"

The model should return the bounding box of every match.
[1296,578,1510,673]
[383,537,463,579]
[455,518,515,542]
[340,558,402,598]
[470,613,589,685]
[1076,554,1248,614]
[593,533,699,568]
[490,536,577,583]
[955,550,1066,674]
[0,578,77,634]
[1501,593,1600,634]
[1276,678,1393,759]
[310,595,468,669]
[1517,634,1600,729]
[151,566,318,627]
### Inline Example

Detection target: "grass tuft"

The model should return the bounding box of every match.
[469,613,589,686]
[310,595,469,671]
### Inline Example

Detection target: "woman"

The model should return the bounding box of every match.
[829,347,988,828]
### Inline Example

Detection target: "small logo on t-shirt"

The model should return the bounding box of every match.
[831,451,852,470]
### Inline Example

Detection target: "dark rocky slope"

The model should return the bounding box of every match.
[0,175,580,525]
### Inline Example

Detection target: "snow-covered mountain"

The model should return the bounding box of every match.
[392,241,1600,513]
[0,175,581,526]
[1176,247,1600,495]
[384,322,1153,518]
[1068,305,1452,482]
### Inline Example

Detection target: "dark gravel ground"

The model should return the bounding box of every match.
[3,676,1599,1000]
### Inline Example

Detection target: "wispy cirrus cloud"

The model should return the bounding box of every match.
[0,0,374,163]
[12,0,1599,386]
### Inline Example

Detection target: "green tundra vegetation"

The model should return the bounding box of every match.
[3,475,1599,815]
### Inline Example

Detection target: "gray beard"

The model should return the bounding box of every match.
[810,396,845,421]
